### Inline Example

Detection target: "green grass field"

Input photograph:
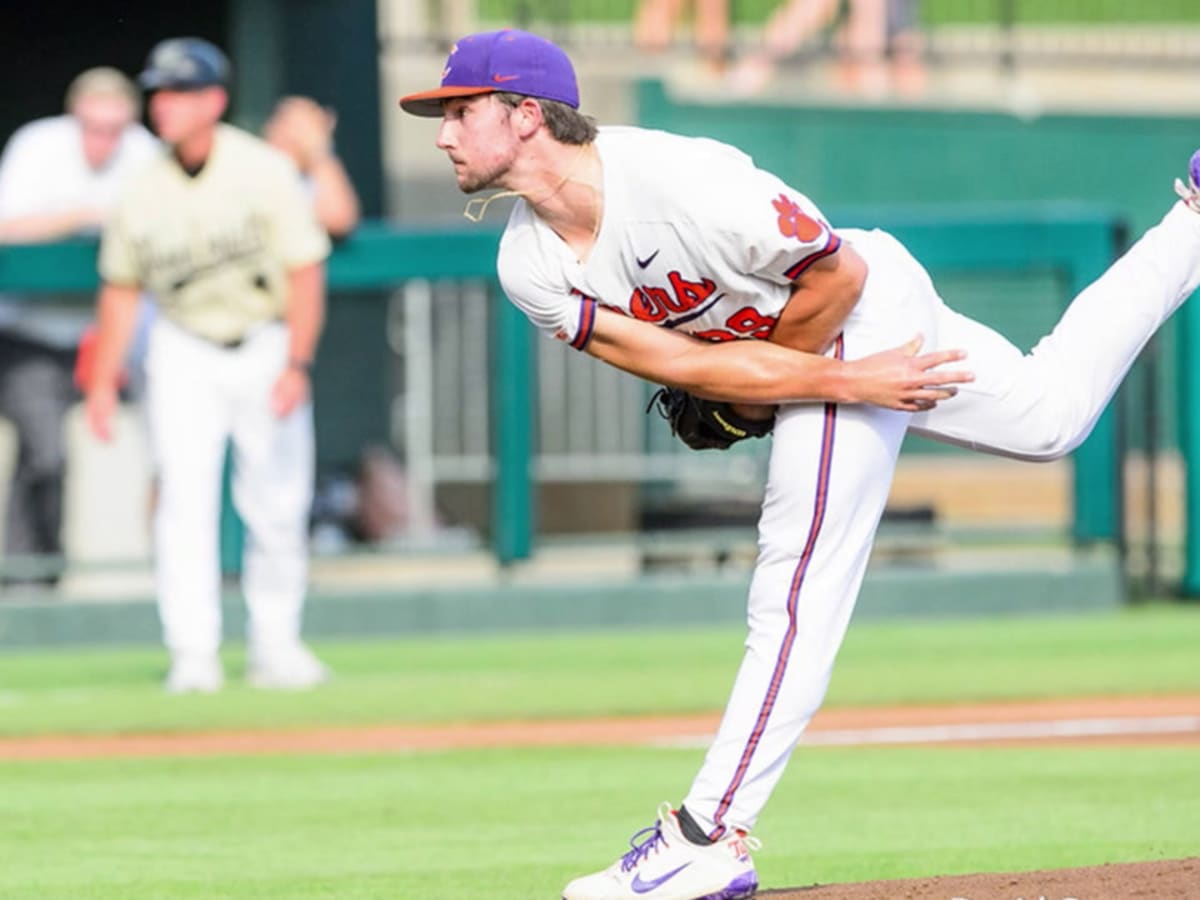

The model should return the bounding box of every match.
[1,605,1196,735]
[0,605,1197,898]
[2,746,1197,899]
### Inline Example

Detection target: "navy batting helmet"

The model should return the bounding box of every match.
[138,38,230,91]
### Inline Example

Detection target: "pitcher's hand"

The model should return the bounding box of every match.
[843,334,973,412]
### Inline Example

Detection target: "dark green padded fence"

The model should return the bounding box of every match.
[0,210,1136,568]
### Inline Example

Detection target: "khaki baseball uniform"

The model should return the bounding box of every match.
[100,123,330,665]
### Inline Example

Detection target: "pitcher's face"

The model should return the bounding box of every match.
[435,94,519,193]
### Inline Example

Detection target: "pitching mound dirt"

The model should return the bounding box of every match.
[762,856,1199,899]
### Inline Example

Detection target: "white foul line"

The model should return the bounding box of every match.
[651,716,1200,749]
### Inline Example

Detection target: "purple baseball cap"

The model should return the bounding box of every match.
[399,29,579,117]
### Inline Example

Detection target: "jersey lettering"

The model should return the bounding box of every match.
[665,271,717,312]
[629,271,719,323]
[630,287,670,322]
[624,266,776,339]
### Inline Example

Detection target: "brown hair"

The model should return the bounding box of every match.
[495,92,597,145]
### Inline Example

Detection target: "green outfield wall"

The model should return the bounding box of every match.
[634,80,1196,242]
[633,80,1193,448]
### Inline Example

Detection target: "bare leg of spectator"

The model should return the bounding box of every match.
[837,0,889,97]
[727,0,842,96]
[887,0,927,97]
[635,0,687,52]
[694,0,732,73]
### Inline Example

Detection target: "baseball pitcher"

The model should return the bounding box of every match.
[401,29,1200,900]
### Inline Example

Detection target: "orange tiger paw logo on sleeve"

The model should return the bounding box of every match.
[772,193,825,242]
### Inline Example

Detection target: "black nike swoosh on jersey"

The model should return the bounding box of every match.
[662,293,725,329]
[635,249,660,269]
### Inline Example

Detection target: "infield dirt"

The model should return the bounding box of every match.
[0,693,1196,759]
[762,857,1199,899]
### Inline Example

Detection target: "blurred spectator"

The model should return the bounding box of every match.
[0,67,157,589]
[429,0,478,49]
[728,0,926,98]
[263,96,360,240]
[884,0,927,97]
[84,38,331,694]
[635,0,732,74]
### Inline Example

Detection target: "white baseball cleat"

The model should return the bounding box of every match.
[562,803,761,900]
[165,654,224,694]
[247,643,330,690]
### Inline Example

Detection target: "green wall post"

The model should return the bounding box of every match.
[1179,294,1200,596]
[1065,232,1122,545]
[491,282,535,565]
[219,447,245,577]
[1070,394,1120,542]
[227,0,285,131]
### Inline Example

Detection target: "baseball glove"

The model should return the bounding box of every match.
[647,387,775,451]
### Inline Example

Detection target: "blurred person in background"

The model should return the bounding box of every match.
[0,67,157,590]
[727,0,926,97]
[84,38,331,694]
[263,95,360,240]
[634,0,731,74]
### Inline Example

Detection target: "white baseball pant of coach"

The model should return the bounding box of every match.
[683,202,1200,839]
[144,317,314,662]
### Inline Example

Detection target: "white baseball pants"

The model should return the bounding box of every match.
[684,202,1200,837]
[144,317,314,662]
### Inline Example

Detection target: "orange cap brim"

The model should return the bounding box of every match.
[399,85,498,117]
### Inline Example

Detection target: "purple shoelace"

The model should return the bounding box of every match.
[620,822,666,872]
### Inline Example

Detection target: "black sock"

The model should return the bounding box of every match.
[676,805,715,845]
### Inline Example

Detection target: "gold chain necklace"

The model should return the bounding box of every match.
[462,142,594,224]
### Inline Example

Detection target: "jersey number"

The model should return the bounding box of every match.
[694,306,777,342]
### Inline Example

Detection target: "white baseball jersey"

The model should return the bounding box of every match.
[495,124,1200,843]
[0,115,158,347]
[100,124,330,344]
[499,126,841,350]
[0,115,158,223]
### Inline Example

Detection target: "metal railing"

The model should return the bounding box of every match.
[390,276,770,542]
[371,208,1129,556]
